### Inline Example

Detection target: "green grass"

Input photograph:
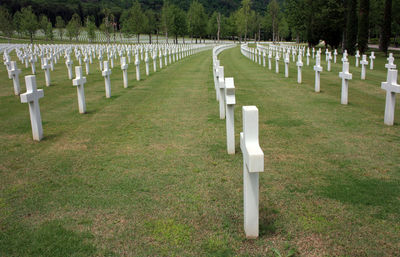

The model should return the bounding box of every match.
[0,45,399,256]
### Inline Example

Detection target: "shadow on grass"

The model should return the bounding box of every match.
[259,206,280,237]
[318,174,400,218]
[0,220,97,257]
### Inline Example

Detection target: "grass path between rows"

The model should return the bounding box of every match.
[0,45,399,256]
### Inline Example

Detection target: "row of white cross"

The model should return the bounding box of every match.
[213,44,265,239]
[241,43,399,126]
[3,43,213,141]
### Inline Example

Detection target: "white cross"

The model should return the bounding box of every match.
[355,50,360,67]
[360,55,368,80]
[314,54,323,92]
[284,53,289,78]
[102,61,112,98]
[65,55,73,79]
[327,52,332,72]
[20,75,44,141]
[135,53,141,81]
[72,66,87,114]
[262,51,266,67]
[275,54,280,74]
[30,55,36,74]
[369,52,376,70]
[339,61,352,105]
[84,55,90,75]
[240,106,264,239]
[385,54,396,70]
[225,77,235,154]
[9,61,21,95]
[42,58,51,87]
[334,49,338,63]
[381,69,400,125]
[98,54,104,71]
[159,50,163,69]
[218,66,225,119]
[296,54,303,84]
[268,53,272,70]
[152,51,157,72]
[121,57,128,88]
[145,51,150,76]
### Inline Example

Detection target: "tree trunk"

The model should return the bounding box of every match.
[149,33,152,44]
[176,34,178,44]
[165,31,168,44]
[137,34,140,44]
[217,13,221,43]
[156,30,159,44]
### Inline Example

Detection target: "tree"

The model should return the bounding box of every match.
[379,0,392,55]
[161,1,174,43]
[236,0,252,41]
[187,0,207,43]
[345,0,358,54]
[122,1,145,43]
[39,15,49,36]
[278,16,289,41]
[267,0,280,42]
[0,7,14,41]
[85,16,96,43]
[285,0,307,43]
[20,6,38,43]
[66,13,81,41]
[358,0,370,54]
[143,9,157,44]
[100,9,113,44]
[170,5,187,43]
[55,16,65,40]
[45,21,53,41]
[13,11,23,37]
[208,11,220,41]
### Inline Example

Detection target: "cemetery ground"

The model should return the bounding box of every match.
[0,45,399,256]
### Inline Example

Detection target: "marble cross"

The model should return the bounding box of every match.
[84,55,90,75]
[30,55,36,74]
[355,50,360,67]
[385,53,396,71]
[296,54,303,84]
[268,53,272,70]
[339,61,352,105]
[327,52,332,72]
[275,53,280,74]
[218,66,225,119]
[121,57,128,88]
[135,53,141,81]
[159,50,163,69]
[240,106,264,239]
[225,77,235,154]
[381,69,400,125]
[9,61,21,95]
[98,54,104,71]
[263,51,266,67]
[314,54,323,92]
[20,75,44,141]
[41,58,51,87]
[152,51,157,72]
[360,55,368,80]
[333,49,337,63]
[72,66,87,113]
[65,55,73,79]
[369,52,375,70]
[284,53,290,78]
[145,51,150,76]
[102,61,112,98]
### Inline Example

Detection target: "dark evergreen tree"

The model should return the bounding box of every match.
[358,0,370,54]
[379,0,392,55]
[344,0,358,55]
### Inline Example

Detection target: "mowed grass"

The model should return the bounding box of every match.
[0,45,398,256]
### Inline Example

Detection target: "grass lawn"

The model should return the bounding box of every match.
[0,45,399,256]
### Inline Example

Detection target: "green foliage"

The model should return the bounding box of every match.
[86,16,97,43]
[187,0,207,39]
[100,9,114,44]
[45,21,53,41]
[170,5,187,43]
[13,11,23,37]
[55,16,65,40]
[121,1,145,43]
[20,6,38,43]
[358,0,370,54]
[66,13,81,41]
[0,7,14,39]
[267,0,280,42]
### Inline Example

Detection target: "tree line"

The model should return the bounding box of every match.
[0,0,399,55]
